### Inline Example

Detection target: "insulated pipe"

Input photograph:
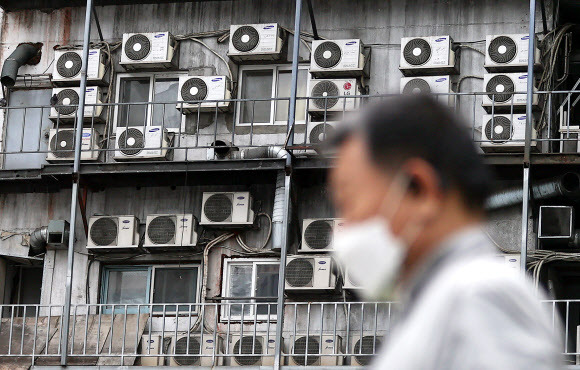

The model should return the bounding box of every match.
[487,172,580,210]
[28,226,48,256]
[239,146,288,159]
[0,43,40,87]
[271,171,286,251]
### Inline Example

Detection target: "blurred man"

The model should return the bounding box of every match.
[329,95,561,369]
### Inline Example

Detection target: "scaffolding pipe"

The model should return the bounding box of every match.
[60,0,93,365]
[274,0,301,368]
[521,0,537,273]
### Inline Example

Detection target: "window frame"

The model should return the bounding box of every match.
[113,72,187,133]
[235,64,310,127]
[221,258,280,322]
[101,264,201,315]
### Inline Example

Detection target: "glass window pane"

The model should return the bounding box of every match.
[255,264,279,315]
[118,78,150,127]
[240,69,273,124]
[4,89,52,170]
[152,78,181,129]
[152,267,198,312]
[105,269,149,306]
[275,69,308,122]
[227,264,253,317]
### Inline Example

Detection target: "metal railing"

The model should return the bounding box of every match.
[0,301,397,366]
[1,91,580,170]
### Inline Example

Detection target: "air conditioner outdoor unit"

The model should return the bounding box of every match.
[300,218,344,253]
[350,335,382,366]
[310,39,367,77]
[482,73,538,111]
[342,267,363,290]
[177,75,231,113]
[200,191,254,226]
[169,335,223,366]
[289,335,343,366]
[144,214,198,250]
[230,335,279,366]
[49,87,105,122]
[87,216,139,252]
[120,31,177,70]
[485,34,541,72]
[399,36,458,76]
[306,121,338,146]
[308,78,359,115]
[400,76,455,106]
[495,254,521,272]
[480,114,538,153]
[140,335,163,366]
[285,255,336,291]
[228,23,284,62]
[114,126,172,161]
[46,128,100,162]
[53,49,108,85]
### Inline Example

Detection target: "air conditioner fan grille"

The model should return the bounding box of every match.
[304,220,333,250]
[403,38,432,66]
[54,89,80,116]
[488,36,517,64]
[173,336,201,366]
[293,337,320,366]
[125,34,151,61]
[314,41,342,69]
[147,216,176,245]
[286,258,314,287]
[312,81,340,109]
[56,52,83,78]
[486,75,515,103]
[354,336,381,366]
[204,194,233,223]
[118,128,144,156]
[181,78,208,101]
[309,123,334,145]
[50,130,75,158]
[233,336,263,366]
[485,116,513,143]
[90,218,118,246]
[402,78,431,95]
[232,26,260,52]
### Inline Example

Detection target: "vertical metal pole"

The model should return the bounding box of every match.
[60,0,93,365]
[274,1,302,368]
[521,0,536,273]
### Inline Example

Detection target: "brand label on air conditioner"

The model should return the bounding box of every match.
[519,75,528,79]
[518,116,526,120]
[431,37,450,66]
[82,132,91,138]
[339,40,360,69]
[436,78,447,82]
[86,49,101,79]
[151,33,169,61]
[256,24,278,53]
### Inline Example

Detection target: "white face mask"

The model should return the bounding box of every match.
[333,173,415,301]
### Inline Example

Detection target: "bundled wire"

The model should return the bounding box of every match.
[527,250,580,291]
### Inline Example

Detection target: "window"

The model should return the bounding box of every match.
[114,72,184,131]
[2,265,43,317]
[237,65,309,125]
[222,259,279,321]
[2,89,53,170]
[101,265,200,313]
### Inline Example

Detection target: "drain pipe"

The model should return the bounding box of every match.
[1,43,41,87]
[61,0,93,365]
[486,172,580,210]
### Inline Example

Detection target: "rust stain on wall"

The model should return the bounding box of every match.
[47,194,54,220]
[61,7,72,45]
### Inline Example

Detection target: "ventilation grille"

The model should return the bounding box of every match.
[488,36,517,64]
[118,128,144,156]
[486,75,515,103]
[125,34,151,61]
[90,218,118,246]
[286,258,314,287]
[233,336,263,366]
[402,78,431,95]
[314,41,342,69]
[147,216,176,245]
[50,130,75,158]
[403,38,431,66]
[311,81,340,109]
[354,336,381,366]
[293,337,320,366]
[203,193,233,223]
[304,220,333,250]
[54,89,80,116]
[309,123,334,145]
[56,52,82,78]
[485,116,513,143]
[173,336,201,366]
[232,26,260,52]
[181,78,208,101]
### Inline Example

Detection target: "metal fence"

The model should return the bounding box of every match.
[0,301,397,366]
[1,91,580,170]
